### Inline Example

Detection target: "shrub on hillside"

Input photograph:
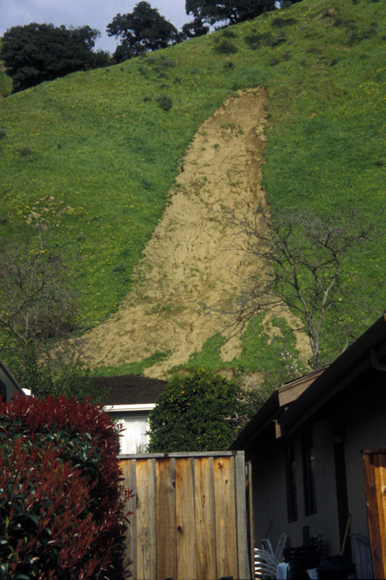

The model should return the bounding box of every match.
[156,94,173,111]
[244,32,270,49]
[0,395,133,579]
[213,39,238,54]
[271,17,298,27]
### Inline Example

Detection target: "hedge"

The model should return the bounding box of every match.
[0,395,133,579]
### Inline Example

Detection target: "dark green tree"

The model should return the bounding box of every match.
[177,17,210,42]
[147,368,260,452]
[107,2,177,61]
[69,24,101,50]
[1,23,110,92]
[185,0,276,26]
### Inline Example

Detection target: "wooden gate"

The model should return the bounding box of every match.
[119,451,252,580]
[363,449,386,579]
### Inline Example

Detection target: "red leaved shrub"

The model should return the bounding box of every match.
[0,395,133,579]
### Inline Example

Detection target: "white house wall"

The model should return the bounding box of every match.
[108,411,151,455]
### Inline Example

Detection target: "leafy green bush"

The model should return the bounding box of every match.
[214,39,238,54]
[271,17,298,27]
[244,31,270,49]
[156,94,173,111]
[269,32,287,46]
[0,395,133,579]
[222,29,237,38]
[18,146,33,156]
[147,368,259,452]
[160,57,176,67]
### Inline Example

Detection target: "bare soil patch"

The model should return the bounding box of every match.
[84,89,310,377]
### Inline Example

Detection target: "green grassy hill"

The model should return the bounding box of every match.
[1,0,386,378]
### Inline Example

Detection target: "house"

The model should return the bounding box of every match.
[93,374,166,455]
[231,313,386,578]
[0,364,166,455]
[0,359,29,401]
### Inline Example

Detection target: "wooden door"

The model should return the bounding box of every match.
[363,449,386,579]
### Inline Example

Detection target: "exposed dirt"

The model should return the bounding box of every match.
[84,89,310,378]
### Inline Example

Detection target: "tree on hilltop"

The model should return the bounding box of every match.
[107,2,177,62]
[185,0,305,27]
[177,17,210,41]
[185,0,276,26]
[1,23,110,92]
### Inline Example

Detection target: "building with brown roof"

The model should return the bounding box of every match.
[93,374,166,454]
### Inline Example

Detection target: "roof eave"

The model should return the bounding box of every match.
[0,359,25,398]
[230,389,281,450]
[280,313,386,436]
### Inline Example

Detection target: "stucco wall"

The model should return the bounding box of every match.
[250,383,386,560]
[297,419,341,555]
[250,419,341,556]
[250,434,288,552]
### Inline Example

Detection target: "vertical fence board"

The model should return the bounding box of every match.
[377,455,386,570]
[364,452,386,579]
[120,452,250,580]
[195,457,217,580]
[156,458,177,580]
[176,458,197,580]
[136,459,157,580]
[235,452,251,579]
[246,461,255,576]
[119,459,137,579]
[214,456,238,578]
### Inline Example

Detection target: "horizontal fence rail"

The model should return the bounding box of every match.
[120,451,251,580]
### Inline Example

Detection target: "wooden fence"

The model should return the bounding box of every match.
[363,449,386,579]
[119,451,252,580]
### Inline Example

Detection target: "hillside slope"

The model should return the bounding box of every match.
[1,0,386,380]
[84,88,311,377]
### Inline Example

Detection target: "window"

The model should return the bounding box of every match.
[285,441,298,522]
[301,428,317,516]
[0,379,7,402]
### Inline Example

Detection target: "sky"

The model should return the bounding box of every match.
[0,0,191,54]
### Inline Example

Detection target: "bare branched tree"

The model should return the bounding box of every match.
[0,234,79,348]
[224,206,383,369]
[0,234,92,399]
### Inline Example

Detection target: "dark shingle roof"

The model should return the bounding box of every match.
[93,374,166,406]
